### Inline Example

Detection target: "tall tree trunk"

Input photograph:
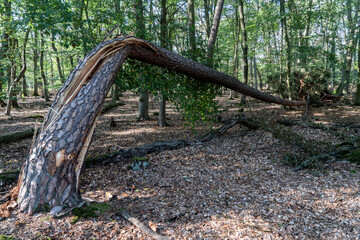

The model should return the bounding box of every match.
[158,0,168,127]
[5,29,30,115]
[206,0,224,67]
[253,56,258,90]
[280,0,292,100]
[33,31,39,96]
[188,0,196,60]
[230,6,240,99]
[137,89,149,120]
[40,33,49,102]
[22,75,27,97]
[1,36,305,215]
[51,33,65,83]
[203,0,211,40]
[299,0,313,68]
[0,0,11,101]
[336,0,359,95]
[239,0,248,104]
[134,0,150,121]
[354,34,360,105]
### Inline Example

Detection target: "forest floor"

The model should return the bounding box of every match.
[0,91,360,239]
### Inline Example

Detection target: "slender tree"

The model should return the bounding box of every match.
[188,0,196,59]
[5,29,30,115]
[239,0,248,104]
[203,0,211,40]
[135,0,150,120]
[40,32,49,102]
[51,32,65,83]
[354,34,360,105]
[336,0,359,94]
[159,0,168,127]
[33,30,39,96]
[280,0,292,100]
[206,0,225,67]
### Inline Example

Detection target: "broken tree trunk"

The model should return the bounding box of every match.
[8,36,304,215]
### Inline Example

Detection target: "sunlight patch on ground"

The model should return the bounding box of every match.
[108,127,159,136]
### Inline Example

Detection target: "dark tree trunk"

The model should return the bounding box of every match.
[2,36,304,215]
[33,31,39,96]
[239,0,248,104]
[280,0,292,100]
[355,35,360,105]
[336,0,359,95]
[40,33,50,102]
[5,29,30,115]
[230,6,239,99]
[51,33,65,83]
[206,0,224,67]
[188,0,196,59]
[135,0,150,121]
[158,0,168,127]
[137,88,149,120]
[203,0,211,40]
[22,75,28,97]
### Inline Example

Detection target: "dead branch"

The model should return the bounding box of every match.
[119,209,170,240]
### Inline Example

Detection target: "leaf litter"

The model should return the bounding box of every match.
[0,92,360,239]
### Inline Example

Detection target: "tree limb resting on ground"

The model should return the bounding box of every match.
[118,209,170,240]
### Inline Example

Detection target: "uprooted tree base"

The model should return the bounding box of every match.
[0,36,305,216]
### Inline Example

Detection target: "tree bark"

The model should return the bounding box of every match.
[158,0,168,127]
[230,6,239,99]
[5,36,304,215]
[22,75,28,97]
[206,0,224,67]
[336,0,359,95]
[40,33,50,102]
[203,0,211,40]
[137,88,150,120]
[188,0,196,60]
[135,0,150,121]
[239,0,248,104]
[51,33,65,83]
[354,34,360,105]
[280,0,293,100]
[33,30,39,96]
[5,29,30,115]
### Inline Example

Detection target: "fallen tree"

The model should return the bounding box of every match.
[0,36,305,216]
[0,128,41,144]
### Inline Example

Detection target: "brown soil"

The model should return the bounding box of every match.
[0,91,359,239]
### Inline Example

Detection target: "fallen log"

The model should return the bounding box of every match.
[100,101,125,114]
[87,114,260,167]
[0,129,40,144]
[118,209,170,240]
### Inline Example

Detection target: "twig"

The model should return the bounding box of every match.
[102,24,119,42]
[119,209,170,240]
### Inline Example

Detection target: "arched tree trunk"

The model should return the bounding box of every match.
[2,36,304,215]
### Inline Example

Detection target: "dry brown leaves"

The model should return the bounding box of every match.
[0,92,359,239]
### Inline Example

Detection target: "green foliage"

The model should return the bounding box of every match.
[347,149,360,163]
[169,76,221,129]
[0,235,15,240]
[71,203,110,223]
[35,203,50,213]
[282,153,302,167]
